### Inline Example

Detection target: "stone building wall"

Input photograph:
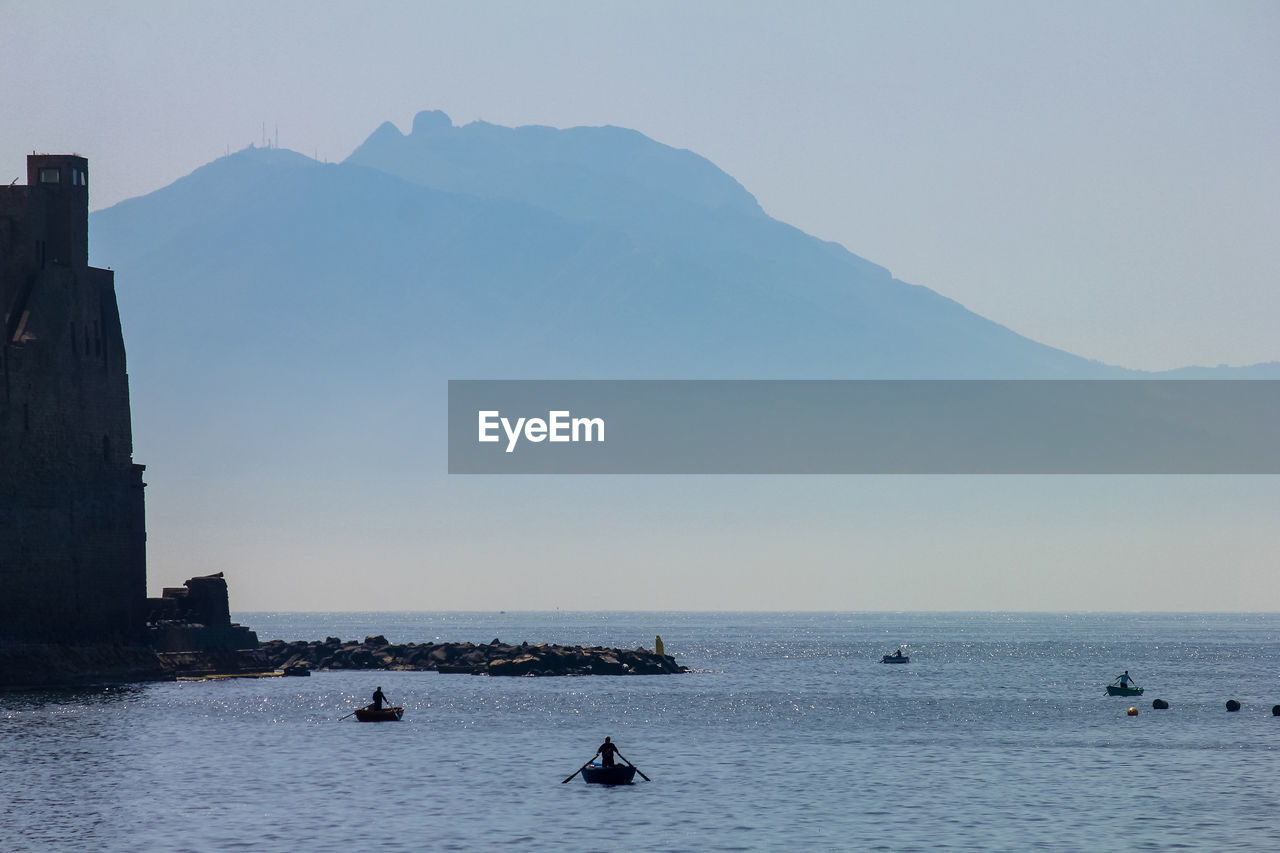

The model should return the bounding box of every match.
[0,154,147,643]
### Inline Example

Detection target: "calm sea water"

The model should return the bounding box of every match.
[3,612,1278,852]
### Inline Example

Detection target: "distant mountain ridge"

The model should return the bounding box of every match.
[349,109,768,229]
[82,109,1276,603]
[344,111,1276,380]
[92,110,1279,393]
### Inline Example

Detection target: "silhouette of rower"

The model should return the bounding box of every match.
[1118,671,1135,687]
[595,736,620,768]
[371,686,388,710]
[893,649,903,658]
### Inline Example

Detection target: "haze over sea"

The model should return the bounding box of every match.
[4,612,1278,851]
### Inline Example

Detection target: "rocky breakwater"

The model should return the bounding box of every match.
[259,636,689,677]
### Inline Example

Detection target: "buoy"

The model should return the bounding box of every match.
[1272,705,1279,716]
[1127,707,1138,716]
[1225,699,1241,712]
[1151,698,1169,710]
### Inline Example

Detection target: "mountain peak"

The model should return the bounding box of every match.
[411,110,453,135]
[346,110,765,228]
[367,120,405,144]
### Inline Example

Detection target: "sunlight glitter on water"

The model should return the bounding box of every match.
[2,612,1278,851]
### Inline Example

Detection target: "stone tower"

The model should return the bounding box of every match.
[0,154,147,643]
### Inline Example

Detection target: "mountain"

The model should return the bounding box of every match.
[95,111,1124,387]
[85,111,1275,604]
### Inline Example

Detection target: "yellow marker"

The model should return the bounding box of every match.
[1127,707,1139,716]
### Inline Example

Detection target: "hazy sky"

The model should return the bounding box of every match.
[2,0,1275,371]
[3,2,1277,612]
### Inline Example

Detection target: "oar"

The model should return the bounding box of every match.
[562,757,597,784]
[616,752,651,782]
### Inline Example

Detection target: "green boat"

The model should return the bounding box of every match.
[1105,684,1144,696]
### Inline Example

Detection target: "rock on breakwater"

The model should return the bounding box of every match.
[259,636,689,676]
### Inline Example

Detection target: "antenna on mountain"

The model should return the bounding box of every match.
[275,125,279,149]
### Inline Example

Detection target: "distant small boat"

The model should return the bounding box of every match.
[881,653,909,664]
[1105,685,1143,697]
[353,706,404,722]
[581,763,637,785]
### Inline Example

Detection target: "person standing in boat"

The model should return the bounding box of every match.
[595,736,620,768]
[1118,671,1135,687]
[370,685,388,710]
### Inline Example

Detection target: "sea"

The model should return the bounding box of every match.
[2,612,1278,852]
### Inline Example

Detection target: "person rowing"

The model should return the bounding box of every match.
[1116,671,1136,688]
[595,736,620,767]
[563,737,651,782]
[370,685,389,710]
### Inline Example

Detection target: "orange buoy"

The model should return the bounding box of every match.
[1127,707,1138,716]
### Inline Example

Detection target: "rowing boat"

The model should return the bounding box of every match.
[1105,685,1143,696]
[353,706,404,722]
[581,763,637,785]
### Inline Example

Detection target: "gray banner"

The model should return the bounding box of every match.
[447,380,1280,474]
